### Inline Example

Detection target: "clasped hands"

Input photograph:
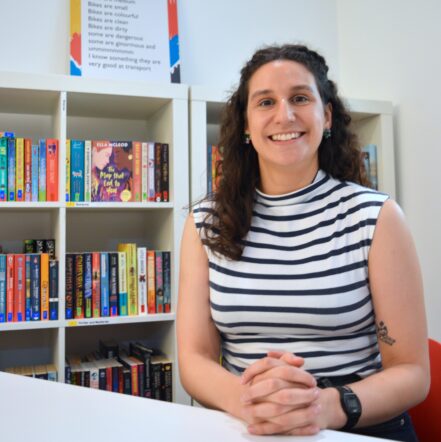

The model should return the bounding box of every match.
[239,351,326,436]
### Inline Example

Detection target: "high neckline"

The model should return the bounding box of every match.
[255,169,328,207]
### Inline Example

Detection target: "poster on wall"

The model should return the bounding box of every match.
[70,0,180,83]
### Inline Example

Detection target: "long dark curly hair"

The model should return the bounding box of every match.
[201,43,369,260]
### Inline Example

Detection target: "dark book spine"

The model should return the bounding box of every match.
[108,252,119,317]
[65,361,71,384]
[44,239,56,260]
[112,365,119,392]
[74,253,84,318]
[161,143,169,202]
[49,260,59,320]
[151,361,162,400]
[122,367,131,395]
[65,254,74,319]
[30,254,40,320]
[35,239,45,254]
[162,361,173,402]
[129,342,152,398]
[154,142,162,202]
[23,239,35,254]
[83,252,92,318]
[155,251,164,313]
[98,366,106,390]
[163,251,171,313]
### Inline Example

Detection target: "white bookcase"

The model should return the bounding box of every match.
[189,85,396,203]
[0,72,191,405]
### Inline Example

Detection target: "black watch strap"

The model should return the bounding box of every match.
[336,385,362,431]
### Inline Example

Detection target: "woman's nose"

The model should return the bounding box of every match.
[275,99,295,123]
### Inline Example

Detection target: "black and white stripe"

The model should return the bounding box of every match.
[193,170,389,378]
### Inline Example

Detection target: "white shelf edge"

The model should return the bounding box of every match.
[65,202,173,209]
[0,202,61,209]
[64,313,176,328]
[0,320,64,332]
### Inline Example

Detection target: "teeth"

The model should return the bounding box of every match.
[270,132,302,141]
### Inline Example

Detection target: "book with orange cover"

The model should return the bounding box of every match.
[46,139,59,201]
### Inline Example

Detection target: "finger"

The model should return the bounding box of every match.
[285,424,321,436]
[245,400,295,421]
[267,351,304,367]
[249,364,317,389]
[240,356,289,385]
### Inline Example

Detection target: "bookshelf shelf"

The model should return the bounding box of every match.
[0,72,190,405]
[189,86,396,203]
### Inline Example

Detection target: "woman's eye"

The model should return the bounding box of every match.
[292,95,309,104]
[258,99,273,107]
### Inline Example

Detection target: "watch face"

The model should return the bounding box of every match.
[346,393,362,413]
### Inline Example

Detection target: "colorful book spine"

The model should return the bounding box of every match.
[147,142,155,201]
[7,138,16,201]
[133,141,142,202]
[49,260,59,320]
[15,138,25,201]
[70,139,85,202]
[109,252,119,317]
[147,250,156,313]
[92,252,101,318]
[0,137,7,201]
[141,142,148,202]
[163,251,171,313]
[137,247,147,315]
[117,251,128,316]
[25,255,31,321]
[65,139,71,202]
[38,139,47,201]
[0,255,6,322]
[100,252,109,317]
[161,143,169,202]
[65,253,74,319]
[84,140,92,202]
[207,144,212,194]
[24,138,32,201]
[127,244,138,316]
[40,253,50,320]
[6,255,14,321]
[154,142,162,202]
[30,254,41,321]
[155,251,164,313]
[31,143,39,201]
[14,254,26,321]
[74,253,84,319]
[46,139,59,201]
[83,252,93,318]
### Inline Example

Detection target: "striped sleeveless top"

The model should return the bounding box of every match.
[193,170,389,378]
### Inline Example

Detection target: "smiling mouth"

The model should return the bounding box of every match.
[269,132,304,141]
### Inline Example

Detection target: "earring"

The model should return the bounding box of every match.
[323,128,332,139]
[244,132,251,144]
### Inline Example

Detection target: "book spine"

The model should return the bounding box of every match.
[83,252,93,318]
[49,260,59,320]
[147,250,156,313]
[0,255,6,322]
[7,138,16,201]
[6,255,14,321]
[109,252,119,317]
[92,252,101,317]
[70,140,85,202]
[154,142,162,202]
[31,144,39,202]
[38,139,46,201]
[13,254,26,322]
[84,140,92,202]
[15,138,25,201]
[117,251,128,316]
[65,253,74,319]
[128,244,138,316]
[25,255,31,321]
[147,142,155,201]
[100,252,109,317]
[161,143,169,202]
[207,144,212,194]
[0,137,7,201]
[30,254,41,321]
[133,141,142,202]
[40,253,49,321]
[46,139,59,201]
[162,360,173,402]
[44,239,56,260]
[65,139,70,202]
[129,343,152,398]
[74,253,84,319]
[155,251,164,313]
[141,142,148,202]
[24,138,32,201]
[150,360,162,400]
[137,247,147,315]
[163,251,171,313]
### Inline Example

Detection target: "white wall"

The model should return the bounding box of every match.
[337,0,441,341]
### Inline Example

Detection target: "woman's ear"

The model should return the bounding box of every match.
[324,102,333,129]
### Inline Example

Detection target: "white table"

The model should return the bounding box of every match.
[0,372,387,441]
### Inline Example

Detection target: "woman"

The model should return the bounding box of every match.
[177,44,429,441]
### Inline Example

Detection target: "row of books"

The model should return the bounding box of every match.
[0,136,59,202]
[66,245,171,320]
[67,139,169,203]
[3,363,58,381]
[0,253,58,323]
[207,144,222,194]
[361,144,378,190]
[66,340,172,401]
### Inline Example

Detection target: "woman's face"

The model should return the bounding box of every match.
[93,145,112,170]
[245,59,331,178]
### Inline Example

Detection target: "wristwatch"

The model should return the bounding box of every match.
[335,385,362,430]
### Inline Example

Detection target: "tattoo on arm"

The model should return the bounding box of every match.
[376,321,396,346]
